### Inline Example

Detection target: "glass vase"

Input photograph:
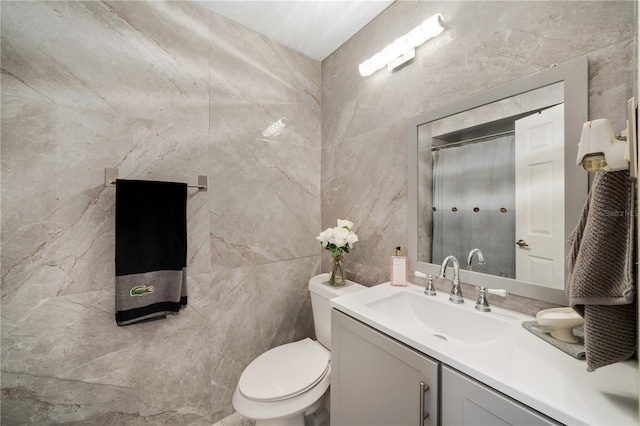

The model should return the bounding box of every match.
[330,255,346,286]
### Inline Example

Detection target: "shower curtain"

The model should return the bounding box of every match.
[432,134,515,278]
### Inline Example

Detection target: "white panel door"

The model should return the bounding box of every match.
[515,103,565,288]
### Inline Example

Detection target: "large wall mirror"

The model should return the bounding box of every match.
[408,57,588,305]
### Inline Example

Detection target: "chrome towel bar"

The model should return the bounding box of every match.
[104,167,207,191]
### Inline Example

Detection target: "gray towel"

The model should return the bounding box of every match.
[566,170,636,371]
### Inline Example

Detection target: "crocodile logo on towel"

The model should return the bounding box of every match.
[130,285,154,296]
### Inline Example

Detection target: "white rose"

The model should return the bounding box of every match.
[316,228,334,247]
[330,227,350,248]
[337,219,354,230]
[346,231,359,248]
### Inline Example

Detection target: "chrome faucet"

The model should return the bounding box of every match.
[439,255,463,303]
[467,248,486,271]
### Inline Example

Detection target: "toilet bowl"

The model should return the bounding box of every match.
[232,338,331,426]
[232,273,366,426]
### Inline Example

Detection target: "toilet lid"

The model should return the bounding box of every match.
[238,338,330,402]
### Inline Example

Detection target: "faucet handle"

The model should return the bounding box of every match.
[424,274,437,296]
[414,271,427,279]
[475,287,508,312]
[486,288,508,297]
[415,271,437,296]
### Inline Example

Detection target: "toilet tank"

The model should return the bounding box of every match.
[309,273,367,350]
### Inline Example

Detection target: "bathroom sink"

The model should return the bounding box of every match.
[364,290,513,345]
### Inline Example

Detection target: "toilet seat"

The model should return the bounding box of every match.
[238,338,330,402]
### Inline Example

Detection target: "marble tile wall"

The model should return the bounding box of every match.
[321,1,635,291]
[1,0,635,424]
[1,1,320,424]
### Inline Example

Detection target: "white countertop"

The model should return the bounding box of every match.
[330,281,638,426]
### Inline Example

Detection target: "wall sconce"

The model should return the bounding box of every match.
[576,119,630,172]
[359,14,444,77]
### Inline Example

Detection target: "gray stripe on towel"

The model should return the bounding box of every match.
[116,269,186,312]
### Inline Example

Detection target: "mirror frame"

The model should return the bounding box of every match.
[408,57,588,305]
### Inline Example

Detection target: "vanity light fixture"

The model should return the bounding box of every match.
[576,119,630,172]
[359,13,444,77]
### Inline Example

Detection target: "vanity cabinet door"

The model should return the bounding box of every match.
[331,309,438,426]
[441,366,560,426]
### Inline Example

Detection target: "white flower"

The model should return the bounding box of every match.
[346,231,359,247]
[330,227,350,248]
[337,219,354,230]
[316,228,333,247]
[316,219,359,256]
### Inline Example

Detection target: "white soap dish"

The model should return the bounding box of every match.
[536,307,584,344]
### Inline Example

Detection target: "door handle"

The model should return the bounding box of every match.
[516,239,529,247]
[419,381,430,425]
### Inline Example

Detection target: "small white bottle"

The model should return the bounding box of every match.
[390,246,408,286]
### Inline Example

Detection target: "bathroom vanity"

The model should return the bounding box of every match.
[330,282,638,426]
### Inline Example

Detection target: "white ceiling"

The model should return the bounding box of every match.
[195,1,395,61]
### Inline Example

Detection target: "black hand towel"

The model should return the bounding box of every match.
[115,179,188,326]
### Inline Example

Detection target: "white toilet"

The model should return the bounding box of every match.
[232,273,366,426]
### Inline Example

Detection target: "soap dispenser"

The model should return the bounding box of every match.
[390,247,408,286]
